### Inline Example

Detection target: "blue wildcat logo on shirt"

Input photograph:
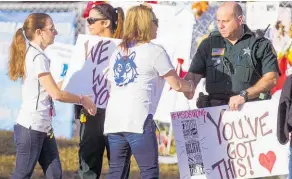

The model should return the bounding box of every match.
[113,51,138,86]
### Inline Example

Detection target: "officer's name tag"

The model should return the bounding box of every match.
[211,48,225,56]
[211,57,221,65]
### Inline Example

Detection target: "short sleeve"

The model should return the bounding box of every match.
[107,51,117,82]
[188,38,209,76]
[33,54,50,77]
[256,39,280,75]
[153,49,174,76]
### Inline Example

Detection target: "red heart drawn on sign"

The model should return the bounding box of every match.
[258,151,276,173]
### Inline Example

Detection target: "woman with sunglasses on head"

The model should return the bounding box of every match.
[9,13,96,179]
[77,2,125,179]
[105,3,195,179]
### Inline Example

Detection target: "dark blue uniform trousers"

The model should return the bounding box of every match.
[11,124,62,179]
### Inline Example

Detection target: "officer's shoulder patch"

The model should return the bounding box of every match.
[209,31,221,37]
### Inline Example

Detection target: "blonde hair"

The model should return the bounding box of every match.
[9,13,50,81]
[120,4,156,52]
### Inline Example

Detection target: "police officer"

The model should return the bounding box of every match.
[184,1,280,110]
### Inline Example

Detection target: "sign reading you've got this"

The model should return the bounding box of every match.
[172,99,289,179]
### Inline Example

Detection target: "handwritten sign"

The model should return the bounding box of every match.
[172,99,289,179]
[62,35,120,108]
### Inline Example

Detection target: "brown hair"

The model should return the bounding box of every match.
[119,4,155,53]
[91,3,124,38]
[8,13,50,81]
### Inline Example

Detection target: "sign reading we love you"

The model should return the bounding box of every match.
[62,35,120,108]
[172,99,290,179]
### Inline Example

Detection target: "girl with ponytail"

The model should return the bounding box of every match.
[9,13,96,179]
[77,2,126,178]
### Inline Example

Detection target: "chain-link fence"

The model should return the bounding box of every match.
[0,1,87,40]
[189,1,292,58]
[1,1,292,58]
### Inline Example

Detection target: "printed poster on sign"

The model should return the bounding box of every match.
[171,109,207,179]
[195,99,289,179]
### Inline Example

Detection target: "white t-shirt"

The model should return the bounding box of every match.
[104,42,174,134]
[16,42,53,133]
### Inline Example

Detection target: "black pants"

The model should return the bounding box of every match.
[78,108,110,179]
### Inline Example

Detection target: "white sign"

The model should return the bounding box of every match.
[62,34,120,109]
[172,98,289,179]
[246,2,279,30]
[45,42,74,83]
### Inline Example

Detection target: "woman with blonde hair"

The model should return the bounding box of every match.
[105,3,195,178]
[9,13,96,179]
[77,2,126,179]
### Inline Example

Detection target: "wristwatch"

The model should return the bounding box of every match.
[239,90,248,102]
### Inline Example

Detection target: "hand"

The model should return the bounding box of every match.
[183,79,196,99]
[81,95,96,116]
[228,95,246,111]
[184,91,195,100]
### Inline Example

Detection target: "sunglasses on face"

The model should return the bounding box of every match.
[87,17,107,25]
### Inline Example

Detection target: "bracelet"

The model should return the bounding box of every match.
[78,95,83,105]
[188,80,195,92]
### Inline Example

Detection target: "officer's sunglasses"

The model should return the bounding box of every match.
[87,17,107,25]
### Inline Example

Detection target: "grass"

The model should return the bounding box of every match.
[0,130,285,179]
[0,130,179,179]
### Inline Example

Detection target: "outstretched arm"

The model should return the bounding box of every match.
[183,72,203,99]
[163,69,195,92]
[38,72,97,116]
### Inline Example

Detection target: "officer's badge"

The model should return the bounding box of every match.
[212,48,225,56]
[243,47,251,56]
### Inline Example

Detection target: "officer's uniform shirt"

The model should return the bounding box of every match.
[189,24,280,96]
